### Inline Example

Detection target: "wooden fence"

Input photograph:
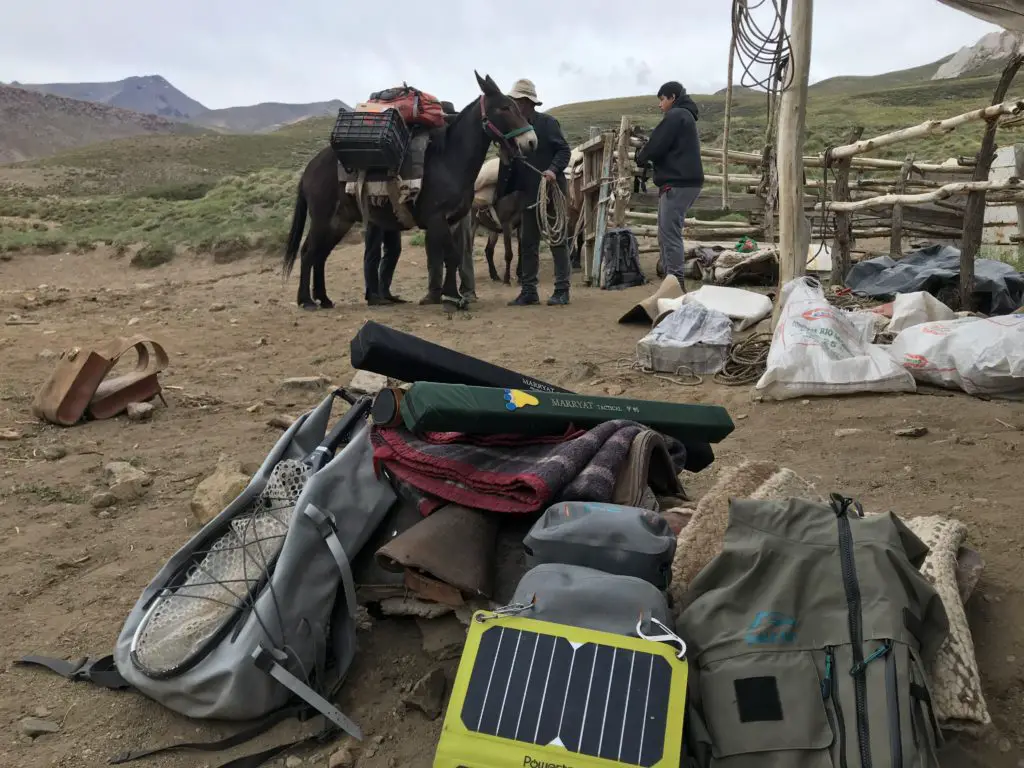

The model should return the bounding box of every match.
[575,97,1024,288]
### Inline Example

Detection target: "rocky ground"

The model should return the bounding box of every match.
[0,243,1022,767]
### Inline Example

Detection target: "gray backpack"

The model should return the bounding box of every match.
[16,390,397,767]
[679,494,950,768]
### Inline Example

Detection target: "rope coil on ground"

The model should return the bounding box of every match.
[713,333,774,386]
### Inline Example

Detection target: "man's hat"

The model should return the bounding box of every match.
[507,78,542,105]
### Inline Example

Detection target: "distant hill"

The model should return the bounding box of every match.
[15,74,208,119]
[10,74,350,134]
[190,100,350,133]
[0,84,202,164]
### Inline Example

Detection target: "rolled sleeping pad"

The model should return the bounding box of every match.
[350,320,717,471]
[386,381,734,446]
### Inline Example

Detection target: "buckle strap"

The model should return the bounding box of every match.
[14,654,131,690]
[251,646,362,740]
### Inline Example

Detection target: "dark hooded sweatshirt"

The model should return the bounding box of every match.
[636,94,704,189]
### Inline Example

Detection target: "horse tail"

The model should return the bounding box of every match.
[282,180,307,277]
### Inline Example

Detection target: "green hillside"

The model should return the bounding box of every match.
[1,57,1021,257]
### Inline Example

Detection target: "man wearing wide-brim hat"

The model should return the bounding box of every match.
[504,78,573,307]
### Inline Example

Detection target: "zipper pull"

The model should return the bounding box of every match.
[821,647,834,699]
[850,640,892,676]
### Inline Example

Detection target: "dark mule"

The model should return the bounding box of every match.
[282,73,537,311]
[472,190,523,285]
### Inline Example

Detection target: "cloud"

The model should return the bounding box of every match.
[0,0,1003,111]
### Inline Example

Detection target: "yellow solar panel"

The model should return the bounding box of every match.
[434,611,688,768]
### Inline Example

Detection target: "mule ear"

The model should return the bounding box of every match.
[475,70,489,94]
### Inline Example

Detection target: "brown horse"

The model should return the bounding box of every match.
[282,73,537,311]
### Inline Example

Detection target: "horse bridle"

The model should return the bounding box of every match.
[479,96,534,157]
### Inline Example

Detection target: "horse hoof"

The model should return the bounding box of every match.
[442,297,468,312]
[318,298,335,309]
[489,274,501,282]
[299,301,318,311]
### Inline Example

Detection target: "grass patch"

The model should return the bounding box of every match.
[409,232,426,247]
[131,242,175,268]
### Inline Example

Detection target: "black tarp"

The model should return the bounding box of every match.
[846,244,1024,315]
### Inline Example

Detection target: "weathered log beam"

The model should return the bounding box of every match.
[624,210,753,227]
[819,179,1024,212]
[828,98,1024,160]
[629,224,764,238]
[698,146,975,174]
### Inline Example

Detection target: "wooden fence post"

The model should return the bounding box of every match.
[889,153,916,258]
[773,0,814,329]
[613,116,632,228]
[961,54,1024,311]
[829,126,863,286]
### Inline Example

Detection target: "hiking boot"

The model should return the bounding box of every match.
[366,295,388,306]
[418,293,442,305]
[547,290,570,306]
[507,292,540,306]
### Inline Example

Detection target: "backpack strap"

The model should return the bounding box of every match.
[13,654,131,690]
[251,646,362,740]
[108,705,306,764]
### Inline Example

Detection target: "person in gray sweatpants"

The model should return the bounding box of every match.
[636,81,705,287]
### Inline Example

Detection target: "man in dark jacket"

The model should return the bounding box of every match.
[635,81,704,288]
[505,78,572,306]
[363,224,405,305]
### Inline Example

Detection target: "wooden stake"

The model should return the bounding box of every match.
[829,98,1024,160]
[773,0,813,328]
[613,116,632,228]
[889,153,916,258]
[829,126,863,287]
[961,57,1024,311]
[722,5,739,210]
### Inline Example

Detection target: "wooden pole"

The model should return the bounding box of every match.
[960,55,1024,312]
[613,116,632,228]
[773,0,813,327]
[721,2,740,210]
[829,126,863,286]
[889,153,916,258]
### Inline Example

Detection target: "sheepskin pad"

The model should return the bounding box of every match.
[475,157,501,192]
[904,515,991,732]
[668,459,823,606]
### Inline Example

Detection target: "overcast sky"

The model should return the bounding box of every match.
[0,0,1004,111]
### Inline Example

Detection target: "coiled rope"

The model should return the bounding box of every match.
[713,332,774,386]
[520,158,570,245]
[536,172,569,245]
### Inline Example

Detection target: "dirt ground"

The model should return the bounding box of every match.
[0,242,1022,768]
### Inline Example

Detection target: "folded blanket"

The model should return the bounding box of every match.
[904,515,991,732]
[371,420,686,514]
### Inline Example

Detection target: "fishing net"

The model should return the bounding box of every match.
[131,459,311,677]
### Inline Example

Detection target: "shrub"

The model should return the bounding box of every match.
[131,242,175,268]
